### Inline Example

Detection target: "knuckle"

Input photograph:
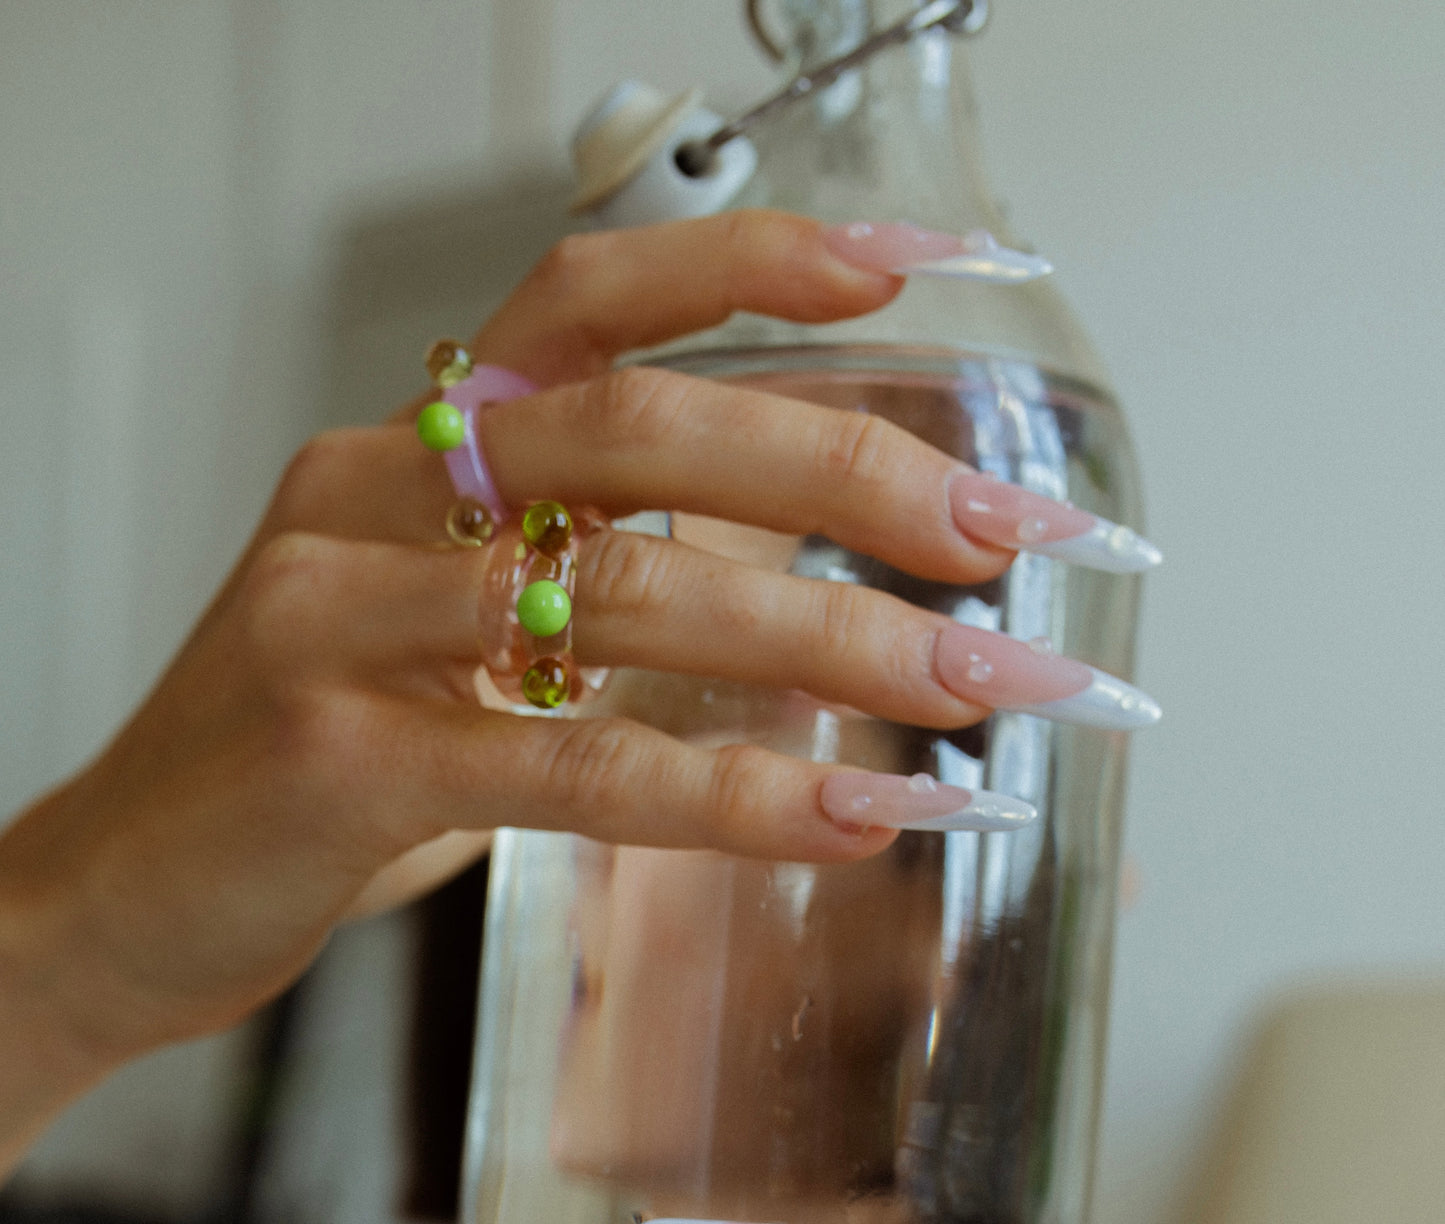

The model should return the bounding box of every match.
[811,580,871,662]
[271,429,363,527]
[812,585,918,702]
[715,208,757,263]
[541,717,643,817]
[265,685,354,779]
[239,532,341,671]
[532,232,612,293]
[580,530,677,617]
[525,234,623,363]
[719,207,804,265]
[712,578,768,638]
[263,689,407,859]
[706,743,776,840]
[587,366,691,449]
[715,209,843,318]
[818,411,897,488]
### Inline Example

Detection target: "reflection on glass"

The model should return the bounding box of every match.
[463,355,1142,1224]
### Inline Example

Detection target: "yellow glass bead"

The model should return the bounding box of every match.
[425,339,473,389]
[522,657,571,708]
[445,498,494,547]
[521,500,573,557]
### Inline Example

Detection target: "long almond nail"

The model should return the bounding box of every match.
[949,469,1163,574]
[822,222,1052,283]
[820,771,1037,833]
[935,625,1161,731]
[1007,665,1163,730]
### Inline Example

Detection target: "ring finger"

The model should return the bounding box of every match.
[309,530,1153,733]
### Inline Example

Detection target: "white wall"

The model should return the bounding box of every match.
[968,6,1445,1221]
[2,1,1443,1221]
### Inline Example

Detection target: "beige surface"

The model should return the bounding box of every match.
[1178,983,1445,1224]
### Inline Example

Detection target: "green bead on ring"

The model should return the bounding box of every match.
[516,579,572,638]
[416,401,466,451]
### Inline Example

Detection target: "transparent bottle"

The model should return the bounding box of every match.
[463,3,1145,1222]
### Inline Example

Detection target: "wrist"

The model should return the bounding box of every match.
[0,785,134,1179]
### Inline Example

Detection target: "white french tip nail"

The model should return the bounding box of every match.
[821,772,1038,834]
[891,788,1039,833]
[1008,666,1162,731]
[893,253,1054,282]
[892,232,1053,283]
[1028,519,1164,573]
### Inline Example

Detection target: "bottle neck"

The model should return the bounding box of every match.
[779,0,870,71]
[658,0,1114,390]
[758,0,1007,237]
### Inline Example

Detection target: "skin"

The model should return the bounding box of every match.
[0,210,1023,1180]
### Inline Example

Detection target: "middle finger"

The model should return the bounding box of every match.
[272,371,1059,587]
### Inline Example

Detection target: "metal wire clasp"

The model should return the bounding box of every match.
[676,0,989,176]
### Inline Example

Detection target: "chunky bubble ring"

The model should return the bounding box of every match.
[476,500,609,709]
[415,340,606,709]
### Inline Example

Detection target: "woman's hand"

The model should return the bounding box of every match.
[0,210,1149,1174]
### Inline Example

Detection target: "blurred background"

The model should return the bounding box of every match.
[2,1,1443,1221]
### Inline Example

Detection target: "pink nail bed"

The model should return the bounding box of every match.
[821,221,1053,282]
[949,469,1095,549]
[820,771,1037,833]
[948,469,1164,573]
[936,625,1093,708]
[821,221,966,274]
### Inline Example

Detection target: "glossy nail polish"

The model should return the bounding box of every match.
[822,221,1053,283]
[935,625,1162,731]
[948,469,1163,574]
[821,770,1037,833]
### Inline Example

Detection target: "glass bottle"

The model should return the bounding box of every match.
[462,3,1146,1221]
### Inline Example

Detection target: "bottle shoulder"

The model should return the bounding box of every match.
[639,274,1113,396]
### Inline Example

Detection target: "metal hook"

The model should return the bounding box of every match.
[679,0,989,177]
[746,0,787,63]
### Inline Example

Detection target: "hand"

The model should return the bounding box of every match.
[0,210,1152,1174]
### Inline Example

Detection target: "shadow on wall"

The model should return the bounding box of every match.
[319,164,578,433]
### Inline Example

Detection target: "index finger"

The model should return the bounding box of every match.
[465,210,901,387]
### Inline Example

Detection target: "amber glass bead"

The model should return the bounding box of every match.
[522,656,571,708]
[425,339,473,389]
[521,500,573,557]
[445,498,494,547]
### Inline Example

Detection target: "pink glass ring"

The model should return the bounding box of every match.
[416,340,538,541]
[416,342,606,709]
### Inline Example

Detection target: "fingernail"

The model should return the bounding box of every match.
[897,228,1054,282]
[822,222,1052,283]
[1008,665,1163,730]
[822,221,965,273]
[820,771,1037,833]
[935,626,1162,731]
[948,469,1163,574]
